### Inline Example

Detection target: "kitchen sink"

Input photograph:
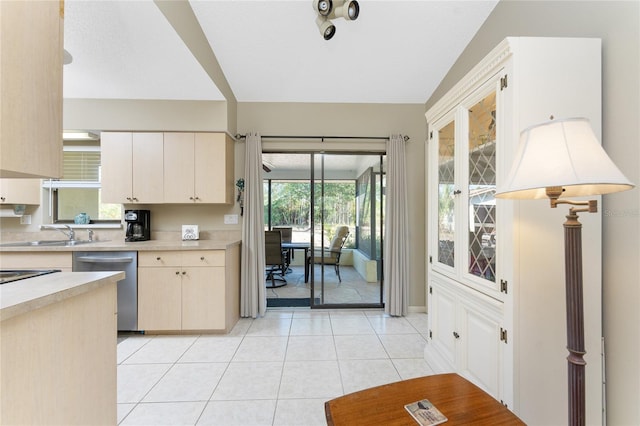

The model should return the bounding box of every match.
[0,240,96,247]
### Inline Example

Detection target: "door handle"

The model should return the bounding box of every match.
[453,331,460,339]
[76,256,133,263]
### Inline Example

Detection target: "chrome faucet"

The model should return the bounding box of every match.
[43,225,76,241]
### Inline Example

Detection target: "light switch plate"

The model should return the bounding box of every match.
[224,214,238,225]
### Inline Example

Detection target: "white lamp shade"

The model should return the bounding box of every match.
[496,117,634,199]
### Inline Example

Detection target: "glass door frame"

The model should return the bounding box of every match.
[262,150,386,309]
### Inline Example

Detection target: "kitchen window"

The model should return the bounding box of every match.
[43,142,121,223]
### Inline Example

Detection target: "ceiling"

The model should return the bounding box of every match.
[63,0,499,105]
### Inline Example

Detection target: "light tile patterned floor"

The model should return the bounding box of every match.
[117,309,432,426]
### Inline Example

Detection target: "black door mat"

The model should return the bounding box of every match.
[267,298,320,307]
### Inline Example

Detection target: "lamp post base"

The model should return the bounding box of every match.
[564,211,586,426]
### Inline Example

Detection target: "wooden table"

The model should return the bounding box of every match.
[325,373,525,425]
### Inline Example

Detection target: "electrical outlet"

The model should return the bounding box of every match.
[224,214,238,225]
[20,214,31,225]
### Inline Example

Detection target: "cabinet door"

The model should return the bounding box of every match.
[428,281,457,368]
[463,89,498,289]
[195,133,233,204]
[457,296,503,400]
[164,133,195,203]
[0,179,41,204]
[138,267,181,331]
[0,0,62,178]
[132,133,164,203]
[432,118,457,274]
[181,267,226,330]
[101,132,133,203]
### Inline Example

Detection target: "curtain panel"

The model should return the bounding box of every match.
[240,132,267,318]
[384,134,410,316]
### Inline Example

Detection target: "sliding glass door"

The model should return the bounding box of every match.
[263,151,385,308]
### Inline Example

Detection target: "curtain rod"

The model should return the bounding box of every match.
[234,134,409,142]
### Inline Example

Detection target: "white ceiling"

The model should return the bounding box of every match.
[63,0,499,104]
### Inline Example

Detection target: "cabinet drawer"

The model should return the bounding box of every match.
[182,250,224,267]
[0,252,72,270]
[138,251,182,267]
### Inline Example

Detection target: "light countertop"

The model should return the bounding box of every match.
[0,271,125,321]
[0,239,242,252]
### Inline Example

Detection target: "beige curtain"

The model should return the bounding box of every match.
[240,132,266,318]
[384,134,409,316]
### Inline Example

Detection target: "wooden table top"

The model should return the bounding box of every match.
[325,373,525,426]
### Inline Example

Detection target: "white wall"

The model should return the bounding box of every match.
[425,2,639,423]
[238,102,427,308]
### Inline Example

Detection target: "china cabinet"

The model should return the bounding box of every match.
[425,37,603,425]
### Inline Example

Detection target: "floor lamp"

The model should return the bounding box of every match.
[496,117,634,426]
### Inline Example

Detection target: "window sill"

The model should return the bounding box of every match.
[40,223,123,230]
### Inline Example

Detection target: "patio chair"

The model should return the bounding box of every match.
[307,225,350,283]
[265,230,287,288]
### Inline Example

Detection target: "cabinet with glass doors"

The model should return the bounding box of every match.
[425,37,604,424]
[431,83,500,297]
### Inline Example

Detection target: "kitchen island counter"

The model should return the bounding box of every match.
[1,271,122,425]
[0,271,124,321]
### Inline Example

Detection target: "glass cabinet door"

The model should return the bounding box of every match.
[437,120,456,269]
[466,91,497,283]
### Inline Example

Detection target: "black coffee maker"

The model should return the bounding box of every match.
[124,210,151,242]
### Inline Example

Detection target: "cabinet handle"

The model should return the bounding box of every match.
[126,197,132,202]
[133,197,139,202]
[453,190,462,195]
[0,197,5,202]
[189,196,194,200]
[194,196,200,201]
[175,271,180,275]
[200,256,205,261]
[156,257,161,261]
[453,331,460,339]
[182,271,187,275]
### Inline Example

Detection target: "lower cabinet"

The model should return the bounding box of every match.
[138,248,239,332]
[426,275,504,400]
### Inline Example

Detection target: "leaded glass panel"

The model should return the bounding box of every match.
[438,121,455,267]
[468,92,497,282]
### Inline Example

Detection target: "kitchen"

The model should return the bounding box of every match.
[1,1,639,425]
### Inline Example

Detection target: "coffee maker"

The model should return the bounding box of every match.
[124,210,151,242]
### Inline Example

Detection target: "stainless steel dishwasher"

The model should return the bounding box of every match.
[73,251,138,331]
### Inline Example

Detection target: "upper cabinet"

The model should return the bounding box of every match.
[101,132,164,204]
[0,179,41,205]
[0,0,63,178]
[425,38,603,425]
[164,133,234,204]
[102,132,234,205]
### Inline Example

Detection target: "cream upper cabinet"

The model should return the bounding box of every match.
[0,0,63,178]
[164,133,234,204]
[101,132,164,204]
[0,179,41,205]
[425,37,603,425]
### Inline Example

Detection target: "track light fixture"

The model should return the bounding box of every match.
[313,0,359,40]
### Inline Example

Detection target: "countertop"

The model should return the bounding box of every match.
[0,239,242,252]
[0,271,125,321]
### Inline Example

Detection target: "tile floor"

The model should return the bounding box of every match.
[117,309,433,425]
